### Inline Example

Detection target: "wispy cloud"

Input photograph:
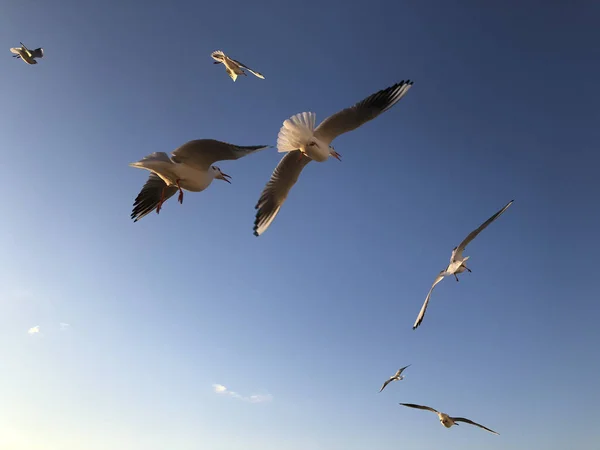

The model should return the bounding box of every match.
[59,322,70,331]
[28,325,40,335]
[212,384,272,403]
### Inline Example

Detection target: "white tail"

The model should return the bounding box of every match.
[277,112,317,153]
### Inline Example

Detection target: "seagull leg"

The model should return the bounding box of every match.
[454,274,459,282]
[297,152,305,162]
[466,267,472,273]
[156,186,167,214]
[176,179,184,204]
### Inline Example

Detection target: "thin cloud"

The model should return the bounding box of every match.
[212,384,272,403]
[59,322,70,330]
[28,325,40,335]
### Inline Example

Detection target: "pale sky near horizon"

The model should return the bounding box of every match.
[2,1,600,449]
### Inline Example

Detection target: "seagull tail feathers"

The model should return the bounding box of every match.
[277,112,317,153]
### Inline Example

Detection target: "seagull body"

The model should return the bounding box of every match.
[10,42,44,65]
[211,50,265,82]
[399,403,499,435]
[412,199,514,329]
[379,364,411,393]
[129,139,270,222]
[253,80,414,236]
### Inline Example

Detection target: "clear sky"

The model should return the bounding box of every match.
[1,0,599,449]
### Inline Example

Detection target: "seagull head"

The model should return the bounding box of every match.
[211,166,231,183]
[328,145,342,161]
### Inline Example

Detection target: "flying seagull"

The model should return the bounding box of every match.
[129,139,271,222]
[253,80,414,236]
[413,199,514,330]
[399,403,499,435]
[211,50,265,82]
[379,364,411,393]
[10,42,44,65]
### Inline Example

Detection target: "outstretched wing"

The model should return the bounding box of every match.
[453,199,514,260]
[171,139,270,171]
[253,151,312,236]
[396,364,411,376]
[399,403,439,414]
[313,80,413,146]
[131,173,178,222]
[379,377,394,393]
[452,417,499,435]
[413,271,446,330]
[231,58,265,79]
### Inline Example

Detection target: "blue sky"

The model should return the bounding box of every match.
[2,0,599,448]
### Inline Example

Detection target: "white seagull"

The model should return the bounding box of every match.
[211,50,265,82]
[379,364,411,393]
[130,139,271,222]
[413,199,514,330]
[399,403,499,435]
[10,42,44,65]
[253,80,414,236]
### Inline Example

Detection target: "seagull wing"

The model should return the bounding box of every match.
[231,58,265,79]
[10,47,22,55]
[131,173,178,222]
[413,271,446,330]
[453,199,514,260]
[253,151,312,236]
[452,417,499,435]
[313,80,413,146]
[396,364,411,376]
[379,377,395,393]
[171,139,270,171]
[399,403,439,414]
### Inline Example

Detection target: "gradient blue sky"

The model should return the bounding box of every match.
[2,1,599,449]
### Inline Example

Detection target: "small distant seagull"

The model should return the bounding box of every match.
[413,199,514,330]
[10,42,44,65]
[253,80,413,236]
[379,364,411,393]
[211,50,265,82]
[399,403,499,435]
[130,139,271,222]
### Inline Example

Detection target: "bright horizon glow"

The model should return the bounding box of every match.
[2,1,599,449]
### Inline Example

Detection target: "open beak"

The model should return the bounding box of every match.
[331,150,342,161]
[218,172,232,183]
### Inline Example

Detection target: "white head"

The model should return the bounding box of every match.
[210,165,231,183]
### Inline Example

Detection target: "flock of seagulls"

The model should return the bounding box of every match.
[11,42,514,439]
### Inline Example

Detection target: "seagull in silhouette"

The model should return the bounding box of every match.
[10,42,44,65]
[130,139,270,221]
[211,50,265,82]
[253,80,413,236]
[379,365,411,393]
[413,199,514,330]
[399,403,499,435]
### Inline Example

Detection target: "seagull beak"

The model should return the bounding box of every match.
[330,150,342,161]
[218,172,232,183]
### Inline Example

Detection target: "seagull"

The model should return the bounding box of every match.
[412,199,514,330]
[379,365,411,393]
[253,80,414,236]
[399,403,499,435]
[10,42,44,65]
[129,139,271,222]
[211,50,265,82]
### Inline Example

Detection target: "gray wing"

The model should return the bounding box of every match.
[253,151,312,236]
[399,403,439,414]
[231,58,265,79]
[131,173,178,222]
[313,80,413,146]
[454,199,514,259]
[379,378,394,393]
[396,364,411,376]
[171,139,270,171]
[452,417,499,435]
[413,271,446,330]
